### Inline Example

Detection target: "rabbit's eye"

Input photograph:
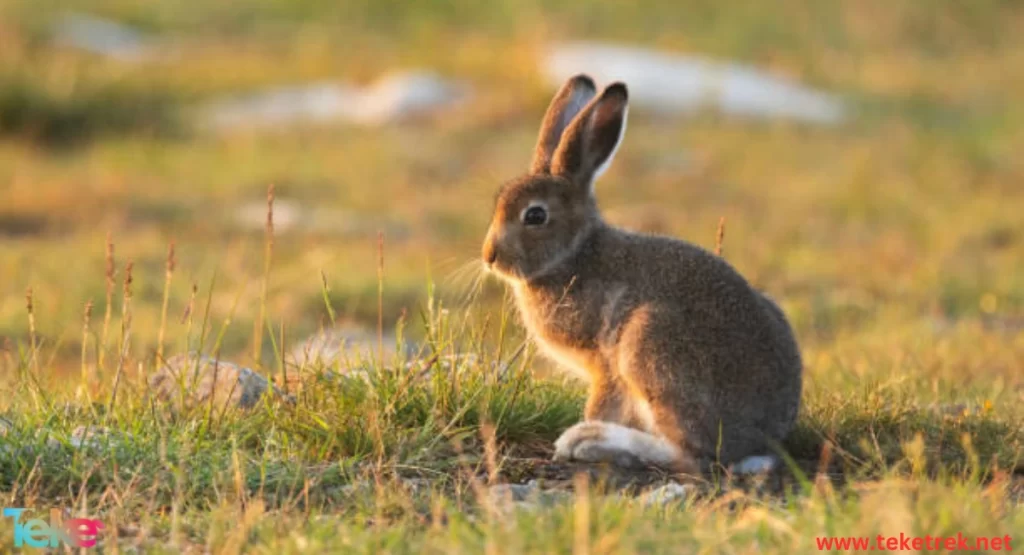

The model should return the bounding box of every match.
[522,205,548,226]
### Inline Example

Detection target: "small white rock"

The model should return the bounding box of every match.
[149,353,284,410]
[732,455,778,475]
[53,12,153,61]
[487,481,570,513]
[488,482,539,503]
[639,482,695,507]
[287,323,414,371]
[353,71,470,126]
[232,199,410,239]
[67,425,122,449]
[204,71,469,129]
[0,417,12,455]
[543,41,845,125]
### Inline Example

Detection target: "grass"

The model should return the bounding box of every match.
[1,0,1023,552]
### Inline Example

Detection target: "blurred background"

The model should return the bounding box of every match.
[0,0,1022,378]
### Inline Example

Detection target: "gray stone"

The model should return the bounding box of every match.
[339,481,373,496]
[731,455,778,476]
[67,425,127,449]
[407,353,509,381]
[400,477,433,493]
[488,482,539,503]
[232,199,410,240]
[487,480,572,513]
[288,324,414,371]
[1,421,132,454]
[149,353,284,410]
[45,425,130,450]
[205,71,470,130]
[288,335,511,389]
[0,417,11,456]
[53,12,157,62]
[638,482,696,507]
[543,42,845,125]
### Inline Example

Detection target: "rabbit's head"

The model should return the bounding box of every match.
[482,75,628,282]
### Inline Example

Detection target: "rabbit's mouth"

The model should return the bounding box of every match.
[482,258,520,282]
[481,229,522,281]
[482,249,532,284]
[483,243,498,267]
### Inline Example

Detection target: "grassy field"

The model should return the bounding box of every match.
[1,0,1023,552]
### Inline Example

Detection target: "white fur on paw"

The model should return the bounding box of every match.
[553,421,634,463]
[553,421,603,461]
[553,421,674,468]
[732,455,777,475]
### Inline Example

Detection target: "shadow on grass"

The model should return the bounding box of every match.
[0,72,181,146]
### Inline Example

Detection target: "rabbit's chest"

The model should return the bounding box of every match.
[531,334,597,381]
[514,284,605,381]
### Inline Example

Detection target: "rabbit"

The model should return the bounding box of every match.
[480,74,803,475]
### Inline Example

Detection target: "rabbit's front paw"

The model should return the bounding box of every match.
[552,421,645,468]
[553,421,606,462]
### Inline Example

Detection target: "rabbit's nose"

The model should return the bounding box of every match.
[482,242,497,265]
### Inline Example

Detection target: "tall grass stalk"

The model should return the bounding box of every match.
[108,261,134,417]
[25,287,37,373]
[156,240,176,364]
[99,233,115,371]
[80,300,94,395]
[253,184,275,365]
[715,216,726,257]
[378,231,385,366]
[319,269,337,324]
[24,287,41,408]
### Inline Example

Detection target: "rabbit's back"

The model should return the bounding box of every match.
[589,228,803,462]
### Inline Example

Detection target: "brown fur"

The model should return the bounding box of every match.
[482,75,803,471]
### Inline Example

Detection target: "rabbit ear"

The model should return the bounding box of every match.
[530,74,598,174]
[550,83,628,194]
